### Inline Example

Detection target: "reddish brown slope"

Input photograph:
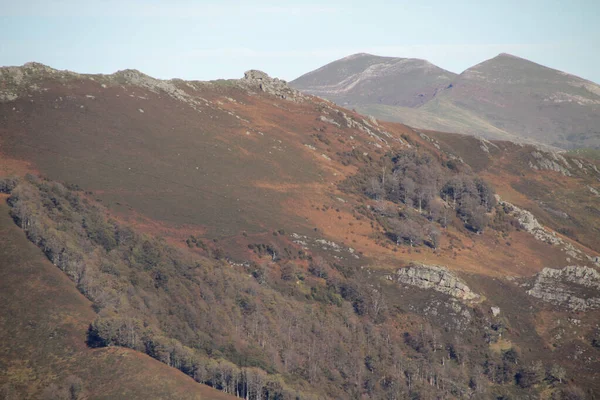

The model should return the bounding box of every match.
[2,64,600,398]
[1,63,598,280]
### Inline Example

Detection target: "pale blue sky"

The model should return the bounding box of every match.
[1,0,599,83]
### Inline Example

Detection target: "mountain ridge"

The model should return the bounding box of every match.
[291,53,457,108]
[292,52,600,149]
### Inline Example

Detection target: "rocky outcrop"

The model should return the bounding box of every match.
[498,198,558,244]
[241,70,305,102]
[0,63,72,102]
[529,151,572,176]
[497,197,600,266]
[479,137,499,154]
[318,115,341,127]
[389,264,479,300]
[527,266,600,311]
[314,102,405,149]
[0,62,213,112]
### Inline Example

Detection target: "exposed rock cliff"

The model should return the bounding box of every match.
[497,197,600,266]
[389,264,479,300]
[241,70,305,102]
[529,151,572,176]
[527,266,600,311]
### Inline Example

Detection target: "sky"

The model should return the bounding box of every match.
[1,0,599,83]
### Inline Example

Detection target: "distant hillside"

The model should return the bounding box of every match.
[291,53,457,107]
[293,53,600,149]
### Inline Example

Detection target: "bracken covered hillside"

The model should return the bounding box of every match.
[1,62,600,399]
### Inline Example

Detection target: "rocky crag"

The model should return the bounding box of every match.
[497,197,600,266]
[388,263,479,300]
[527,150,600,177]
[241,70,306,102]
[527,266,600,311]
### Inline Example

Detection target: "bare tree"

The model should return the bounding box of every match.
[389,218,423,247]
[367,177,385,200]
[401,177,416,206]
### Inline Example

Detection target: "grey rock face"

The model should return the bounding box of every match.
[242,70,305,102]
[318,115,341,127]
[499,199,557,243]
[0,63,72,102]
[497,197,600,267]
[527,266,600,311]
[390,264,479,300]
[529,151,572,176]
[244,70,270,81]
[313,102,405,150]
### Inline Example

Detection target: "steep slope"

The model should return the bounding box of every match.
[0,200,235,400]
[1,62,600,398]
[295,53,600,149]
[291,53,457,107]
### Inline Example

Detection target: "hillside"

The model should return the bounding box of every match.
[293,53,600,149]
[1,62,600,399]
[291,53,457,108]
[0,200,235,400]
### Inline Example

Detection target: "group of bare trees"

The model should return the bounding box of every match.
[387,216,441,248]
[366,151,443,213]
[347,150,497,248]
[440,175,496,232]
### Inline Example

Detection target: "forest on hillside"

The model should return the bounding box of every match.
[0,174,584,399]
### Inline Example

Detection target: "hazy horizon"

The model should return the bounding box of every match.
[1,0,599,83]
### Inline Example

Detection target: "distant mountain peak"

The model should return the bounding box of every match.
[291,53,456,108]
[292,52,600,149]
[495,52,522,59]
[342,52,375,59]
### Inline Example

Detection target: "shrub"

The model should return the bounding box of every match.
[0,176,19,193]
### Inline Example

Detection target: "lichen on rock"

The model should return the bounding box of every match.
[496,196,599,266]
